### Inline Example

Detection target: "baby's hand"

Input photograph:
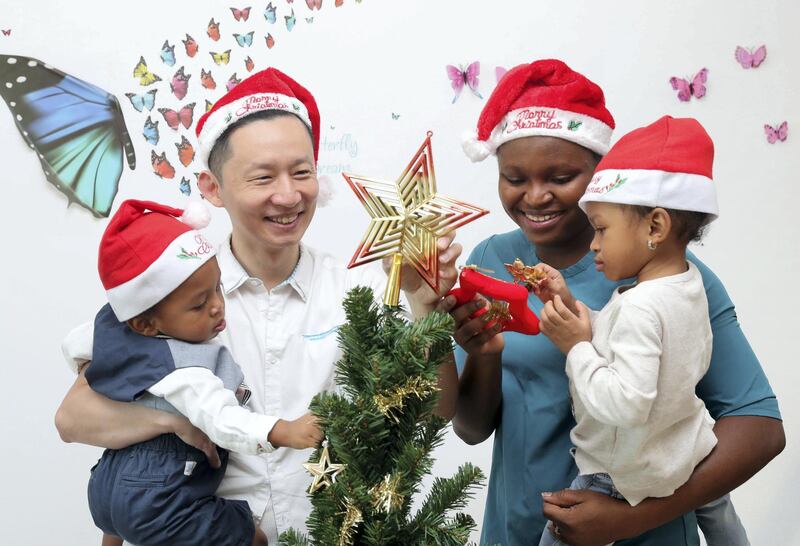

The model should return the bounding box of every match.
[531,263,576,313]
[540,295,592,354]
[269,413,323,449]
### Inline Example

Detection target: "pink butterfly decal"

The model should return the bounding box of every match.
[306,0,322,9]
[230,7,252,21]
[495,66,508,83]
[735,45,767,69]
[170,66,190,100]
[446,62,482,103]
[764,121,788,144]
[669,68,708,102]
[1,29,10,36]
[227,73,242,91]
[158,103,196,131]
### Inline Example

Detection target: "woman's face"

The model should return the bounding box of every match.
[496,136,599,251]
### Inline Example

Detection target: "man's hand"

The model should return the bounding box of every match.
[269,413,323,450]
[542,489,640,546]
[174,416,222,469]
[540,296,592,354]
[385,232,463,316]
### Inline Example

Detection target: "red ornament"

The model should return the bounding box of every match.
[448,267,540,335]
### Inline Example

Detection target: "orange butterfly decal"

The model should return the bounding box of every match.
[207,18,221,41]
[151,151,176,179]
[265,34,275,49]
[183,34,198,57]
[245,56,254,72]
[176,136,196,167]
[200,69,216,90]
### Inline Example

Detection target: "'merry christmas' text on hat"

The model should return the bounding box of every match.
[99,199,215,322]
[579,115,718,222]
[462,59,615,162]
[195,67,321,166]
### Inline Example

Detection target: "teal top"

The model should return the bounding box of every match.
[455,229,781,546]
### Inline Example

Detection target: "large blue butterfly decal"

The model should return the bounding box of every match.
[0,55,135,217]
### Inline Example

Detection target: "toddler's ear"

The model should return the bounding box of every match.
[127,315,159,337]
[648,207,672,244]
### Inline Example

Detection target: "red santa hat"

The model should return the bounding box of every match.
[579,115,718,221]
[195,67,321,166]
[463,59,615,161]
[99,199,215,322]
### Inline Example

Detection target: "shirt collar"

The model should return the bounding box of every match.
[218,236,312,302]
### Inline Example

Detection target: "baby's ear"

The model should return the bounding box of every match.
[648,207,672,243]
[127,315,159,337]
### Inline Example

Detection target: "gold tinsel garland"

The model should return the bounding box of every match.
[369,473,404,514]
[337,497,364,546]
[373,376,440,423]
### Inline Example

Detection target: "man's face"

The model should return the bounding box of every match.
[204,115,318,252]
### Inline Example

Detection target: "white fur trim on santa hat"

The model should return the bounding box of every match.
[106,231,217,321]
[468,107,613,161]
[197,92,311,166]
[579,168,719,221]
[180,200,211,229]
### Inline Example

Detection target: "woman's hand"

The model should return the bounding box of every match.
[540,295,592,354]
[445,294,505,356]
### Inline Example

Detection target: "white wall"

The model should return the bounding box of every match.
[0,1,797,544]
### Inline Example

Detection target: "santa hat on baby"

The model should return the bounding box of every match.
[99,199,215,322]
[579,115,718,222]
[463,59,615,162]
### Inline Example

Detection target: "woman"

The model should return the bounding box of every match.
[447,59,784,546]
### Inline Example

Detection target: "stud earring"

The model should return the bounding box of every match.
[647,240,657,251]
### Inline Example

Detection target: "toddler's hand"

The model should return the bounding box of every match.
[532,263,576,313]
[540,296,592,354]
[269,413,323,450]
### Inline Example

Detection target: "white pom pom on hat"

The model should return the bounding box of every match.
[179,199,211,229]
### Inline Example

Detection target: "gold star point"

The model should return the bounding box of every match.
[303,442,346,494]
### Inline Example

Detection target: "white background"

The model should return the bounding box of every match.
[0,1,797,544]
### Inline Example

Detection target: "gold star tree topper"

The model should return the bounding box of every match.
[303,440,346,494]
[342,132,489,306]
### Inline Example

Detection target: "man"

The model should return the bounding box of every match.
[56,68,461,544]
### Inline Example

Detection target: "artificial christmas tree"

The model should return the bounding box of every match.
[279,286,484,546]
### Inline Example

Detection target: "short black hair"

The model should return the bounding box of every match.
[207,110,314,181]
[624,205,710,244]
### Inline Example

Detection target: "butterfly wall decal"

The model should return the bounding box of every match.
[183,34,198,57]
[306,17,314,23]
[227,73,242,91]
[234,31,254,47]
[669,68,708,102]
[133,57,161,86]
[151,150,176,179]
[495,66,508,83]
[0,54,136,217]
[210,50,231,65]
[336,0,343,5]
[764,121,788,144]
[264,3,277,23]
[245,56,254,72]
[266,34,276,48]
[179,176,192,196]
[170,66,190,100]
[230,7,252,21]
[125,89,157,112]
[446,62,482,103]
[160,40,176,66]
[143,116,160,145]
[207,18,221,41]
[200,68,216,90]
[205,99,214,112]
[285,9,296,31]
[735,45,767,69]
[1,29,10,36]
[306,0,322,9]
[176,136,196,166]
[391,113,400,120]
[158,103,195,131]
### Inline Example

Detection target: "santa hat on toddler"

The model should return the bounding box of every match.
[99,199,215,322]
[195,67,333,204]
[579,115,718,222]
[462,59,615,162]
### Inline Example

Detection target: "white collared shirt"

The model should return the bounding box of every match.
[63,239,388,544]
[213,240,387,541]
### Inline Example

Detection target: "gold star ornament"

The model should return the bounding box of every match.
[342,132,489,306]
[303,439,346,494]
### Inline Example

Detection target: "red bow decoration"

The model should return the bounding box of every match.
[448,267,540,335]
